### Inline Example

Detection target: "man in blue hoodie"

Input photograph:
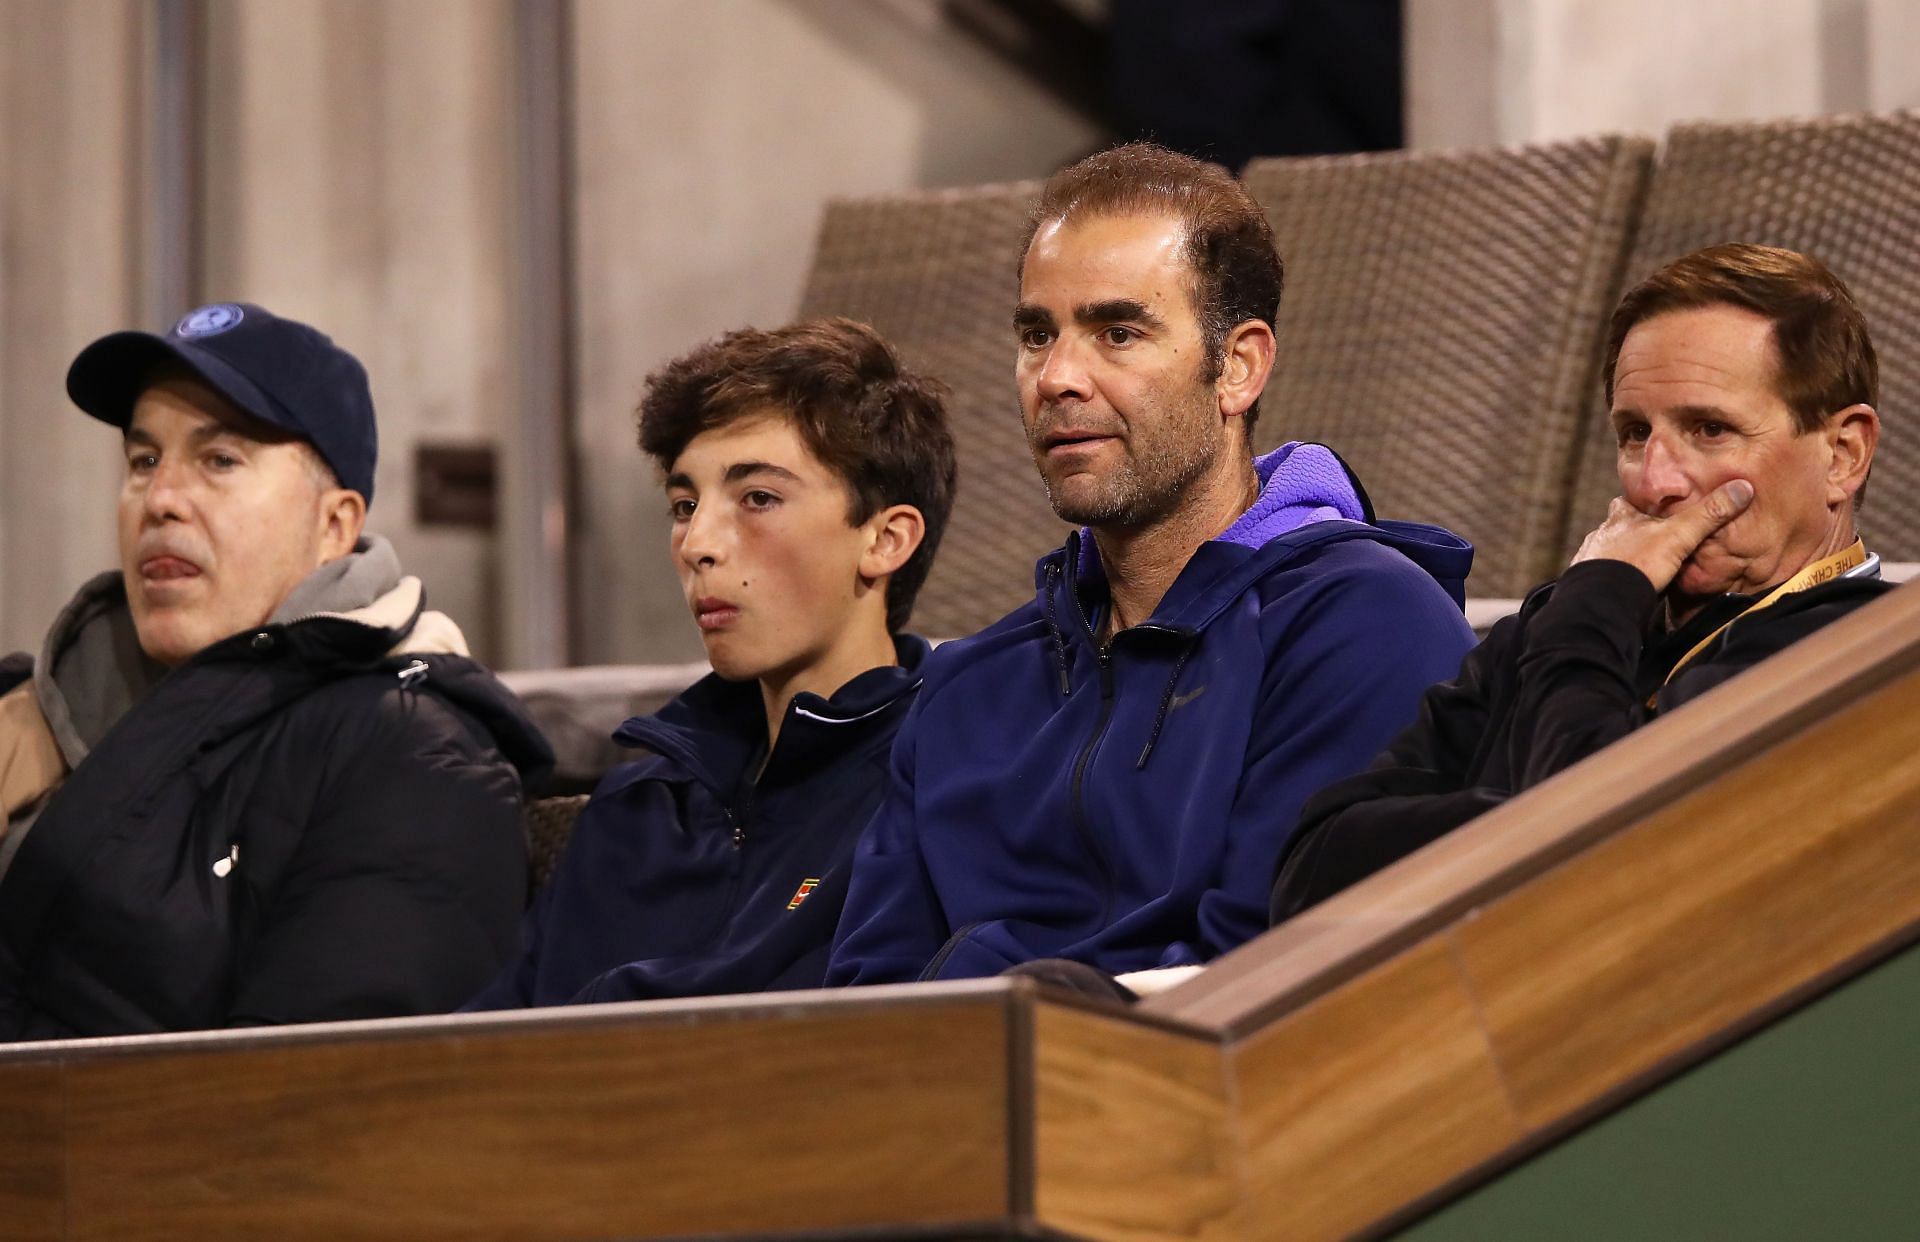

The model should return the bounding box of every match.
[828,142,1478,984]
[466,318,957,1007]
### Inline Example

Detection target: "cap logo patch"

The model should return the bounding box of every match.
[175,303,245,338]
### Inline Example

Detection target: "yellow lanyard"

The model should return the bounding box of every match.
[1653,540,1868,703]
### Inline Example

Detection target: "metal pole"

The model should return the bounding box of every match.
[503,0,577,670]
[141,0,202,328]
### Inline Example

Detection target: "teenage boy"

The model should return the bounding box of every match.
[466,318,956,1007]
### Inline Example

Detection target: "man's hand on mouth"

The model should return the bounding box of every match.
[1571,479,1755,594]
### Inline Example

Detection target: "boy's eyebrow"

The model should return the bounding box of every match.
[722,461,803,485]
[667,462,806,490]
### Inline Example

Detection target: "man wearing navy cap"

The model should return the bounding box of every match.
[0,303,552,1040]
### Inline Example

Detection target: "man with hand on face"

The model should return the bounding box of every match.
[0,303,551,1040]
[828,142,1478,985]
[464,318,956,1009]
[1271,243,1891,919]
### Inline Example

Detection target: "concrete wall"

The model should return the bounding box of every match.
[0,2,143,659]
[0,0,1101,666]
[201,0,518,659]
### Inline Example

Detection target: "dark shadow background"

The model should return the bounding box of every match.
[1109,0,1403,167]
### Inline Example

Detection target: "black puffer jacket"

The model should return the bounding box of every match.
[0,557,551,1040]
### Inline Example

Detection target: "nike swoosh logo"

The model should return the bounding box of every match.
[1168,684,1208,712]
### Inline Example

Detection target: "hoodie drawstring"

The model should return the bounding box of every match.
[1137,640,1196,770]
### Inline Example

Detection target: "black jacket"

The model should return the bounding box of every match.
[1271,559,1893,921]
[0,571,551,1040]
[466,635,928,1009]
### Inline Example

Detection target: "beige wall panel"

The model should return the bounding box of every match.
[1409,0,1898,150]
[0,1,142,658]
[1525,0,1826,143]
[201,0,515,661]
[571,0,1103,664]
[1866,0,1920,110]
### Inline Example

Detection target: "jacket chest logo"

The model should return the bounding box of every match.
[786,878,821,910]
[1168,683,1208,712]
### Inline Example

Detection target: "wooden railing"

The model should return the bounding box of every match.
[3,582,1918,1241]
[1146,577,1920,1239]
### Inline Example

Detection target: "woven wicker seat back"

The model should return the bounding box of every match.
[524,794,590,893]
[1245,137,1653,595]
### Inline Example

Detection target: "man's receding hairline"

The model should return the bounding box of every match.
[1023,205,1195,260]
[1021,206,1208,311]
[1618,300,1798,412]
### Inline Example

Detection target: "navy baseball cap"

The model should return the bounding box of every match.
[65,302,378,502]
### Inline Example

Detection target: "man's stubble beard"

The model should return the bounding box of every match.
[1031,392,1221,529]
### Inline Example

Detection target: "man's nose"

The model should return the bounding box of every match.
[140,461,193,524]
[1623,432,1693,513]
[1034,337,1091,404]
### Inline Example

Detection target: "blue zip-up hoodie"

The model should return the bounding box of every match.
[827,444,1477,984]
[465,635,928,1009]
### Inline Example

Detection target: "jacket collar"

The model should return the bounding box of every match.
[1034,442,1473,639]
[1036,440,1374,638]
[613,634,930,796]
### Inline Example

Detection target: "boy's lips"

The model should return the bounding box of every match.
[692,596,741,631]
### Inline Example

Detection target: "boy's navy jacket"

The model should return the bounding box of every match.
[827,443,1479,984]
[464,635,929,1010]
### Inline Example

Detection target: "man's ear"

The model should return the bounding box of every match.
[1216,319,1276,420]
[859,504,926,583]
[317,488,368,562]
[1826,403,1879,506]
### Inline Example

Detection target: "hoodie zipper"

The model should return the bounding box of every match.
[726,763,762,854]
[616,720,752,860]
[1066,572,1118,926]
